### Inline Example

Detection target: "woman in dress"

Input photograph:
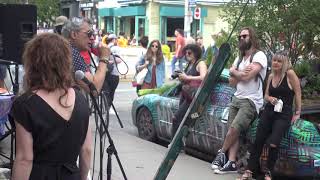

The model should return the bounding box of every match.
[11,33,92,180]
[240,51,301,180]
[136,40,166,89]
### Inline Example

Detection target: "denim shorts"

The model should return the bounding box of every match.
[227,96,257,133]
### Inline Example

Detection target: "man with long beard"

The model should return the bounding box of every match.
[211,27,268,174]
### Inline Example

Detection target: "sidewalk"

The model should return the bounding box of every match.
[91,127,238,180]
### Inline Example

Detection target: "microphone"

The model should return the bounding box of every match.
[0,59,18,65]
[75,70,98,93]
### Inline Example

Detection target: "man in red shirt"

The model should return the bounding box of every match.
[171,28,186,76]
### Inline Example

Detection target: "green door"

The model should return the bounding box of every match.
[135,16,147,40]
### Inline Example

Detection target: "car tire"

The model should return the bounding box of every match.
[137,107,157,142]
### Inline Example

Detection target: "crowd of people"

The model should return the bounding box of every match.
[2,14,302,180]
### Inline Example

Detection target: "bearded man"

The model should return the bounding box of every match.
[211,27,268,174]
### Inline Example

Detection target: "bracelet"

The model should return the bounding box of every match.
[295,110,301,115]
[99,57,109,64]
[99,59,107,64]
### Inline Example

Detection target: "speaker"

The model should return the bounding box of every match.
[0,4,37,64]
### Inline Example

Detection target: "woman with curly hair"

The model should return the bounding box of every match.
[11,33,92,180]
[136,39,166,89]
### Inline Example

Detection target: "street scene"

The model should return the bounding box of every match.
[0,0,320,180]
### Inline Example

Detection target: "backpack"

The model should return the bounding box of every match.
[236,51,270,95]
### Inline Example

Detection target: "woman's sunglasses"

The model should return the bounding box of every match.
[151,45,158,48]
[186,51,193,56]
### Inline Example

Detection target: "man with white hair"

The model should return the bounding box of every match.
[62,17,110,93]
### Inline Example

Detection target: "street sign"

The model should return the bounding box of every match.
[194,7,201,20]
[189,0,196,6]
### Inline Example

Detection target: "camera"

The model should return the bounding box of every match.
[171,70,182,79]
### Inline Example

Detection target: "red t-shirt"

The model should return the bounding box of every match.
[175,35,185,58]
[80,48,99,65]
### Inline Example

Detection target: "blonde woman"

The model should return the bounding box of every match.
[241,51,301,180]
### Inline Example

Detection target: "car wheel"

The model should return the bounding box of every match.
[137,107,157,142]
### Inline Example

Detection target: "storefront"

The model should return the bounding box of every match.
[98,0,229,47]
[98,0,148,40]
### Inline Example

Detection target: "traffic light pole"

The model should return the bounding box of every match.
[184,0,192,38]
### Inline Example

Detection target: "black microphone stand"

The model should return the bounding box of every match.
[87,85,127,180]
[88,51,124,129]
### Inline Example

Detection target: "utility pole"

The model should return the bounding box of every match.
[184,0,192,38]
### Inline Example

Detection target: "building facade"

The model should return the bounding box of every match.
[98,0,230,48]
[60,0,100,29]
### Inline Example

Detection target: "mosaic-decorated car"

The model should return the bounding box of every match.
[131,69,320,178]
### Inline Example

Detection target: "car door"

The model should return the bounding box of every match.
[155,85,180,141]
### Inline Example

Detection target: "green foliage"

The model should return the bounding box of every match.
[221,0,320,65]
[204,46,213,66]
[29,0,60,26]
[293,60,312,78]
[301,74,320,99]
[1,0,60,26]
[138,83,177,96]
[215,30,238,68]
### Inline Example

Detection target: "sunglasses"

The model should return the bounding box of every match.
[80,30,94,38]
[151,45,158,48]
[238,34,249,40]
[186,51,193,55]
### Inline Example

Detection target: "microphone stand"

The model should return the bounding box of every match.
[88,89,127,180]
[88,51,124,128]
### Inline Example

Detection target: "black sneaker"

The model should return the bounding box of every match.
[211,149,227,170]
[214,160,237,174]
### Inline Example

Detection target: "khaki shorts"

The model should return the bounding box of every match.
[227,96,257,133]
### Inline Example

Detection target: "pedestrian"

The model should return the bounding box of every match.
[10,33,92,180]
[136,40,166,89]
[211,27,268,174]
[61,17,110,93]
[171,28,186,76]
[54,16,68,35]
[102,34,123,112]
[240,51,301,180]
[134,36,149,94]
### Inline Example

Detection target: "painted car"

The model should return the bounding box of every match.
[131,69,320,178]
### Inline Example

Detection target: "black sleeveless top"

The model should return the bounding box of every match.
[10,89,90,180]
[268,73,295,113]
[185,60,201,86]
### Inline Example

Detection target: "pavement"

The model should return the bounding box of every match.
[90,124,239,180]
[0,116,238,180]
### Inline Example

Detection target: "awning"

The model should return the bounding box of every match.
[117,0,146,6]
[99,5,146,17]
[154,0,231,6]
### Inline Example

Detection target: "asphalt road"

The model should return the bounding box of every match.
[108,81,139,136]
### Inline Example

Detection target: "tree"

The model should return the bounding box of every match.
[29,0,60,27]
[221,0,320,65]
[1,0,60,27]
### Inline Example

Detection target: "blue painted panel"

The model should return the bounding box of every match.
[160,5,207,17]
[160,5,184,17]
[99,6,146,17]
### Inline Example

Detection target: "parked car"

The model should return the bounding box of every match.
[131,69,320,178]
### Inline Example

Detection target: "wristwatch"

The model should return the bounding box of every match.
[99,57,109,64]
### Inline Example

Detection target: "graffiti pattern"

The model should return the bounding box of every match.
[132,81,320,177]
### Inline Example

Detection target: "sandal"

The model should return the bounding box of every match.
[237,170,253,180]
